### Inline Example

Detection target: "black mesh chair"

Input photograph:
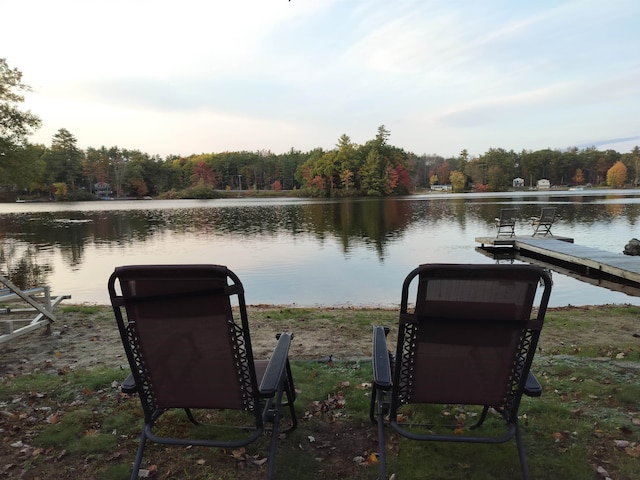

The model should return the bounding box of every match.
[371,263,552,479]
[108,264,297,480]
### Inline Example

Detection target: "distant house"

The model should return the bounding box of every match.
[431,184,452,191]
[537,179,550,189]
[513,177,525,188]
[95,182,112,198]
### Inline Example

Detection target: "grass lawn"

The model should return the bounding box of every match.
[1,304,639,479]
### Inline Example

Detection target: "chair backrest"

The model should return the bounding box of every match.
[538,207,556,224]
[394,264,551,412]
[108,265,260,420]
[498,208,517,226]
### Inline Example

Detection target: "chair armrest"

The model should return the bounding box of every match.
[524,371,542,397]
[121,373,138,394]
[372,326,392,390]
[259,332,293,397]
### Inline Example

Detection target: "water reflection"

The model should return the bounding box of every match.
[1,191,640,305]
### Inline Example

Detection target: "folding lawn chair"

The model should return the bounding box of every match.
[371,263,552,479]
[108,264,297,480]
[495,208,518,237]
[531,207,556,236]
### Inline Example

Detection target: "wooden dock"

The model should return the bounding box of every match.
[474,235,640,291]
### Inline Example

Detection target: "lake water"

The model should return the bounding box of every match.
[2,190,640,308]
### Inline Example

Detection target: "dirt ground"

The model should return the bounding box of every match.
[1,304,639,378]
[0,306,379,377]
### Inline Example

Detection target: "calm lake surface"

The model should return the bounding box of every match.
[2,190,640,308]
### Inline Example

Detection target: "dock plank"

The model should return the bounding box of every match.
[514,238,640,284]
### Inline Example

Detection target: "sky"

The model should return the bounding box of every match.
[3,0,640,159]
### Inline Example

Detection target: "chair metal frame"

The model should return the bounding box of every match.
[531,207,556,236]
[495,208,518,237]
[108,264,297,480]
[370,263,552,480]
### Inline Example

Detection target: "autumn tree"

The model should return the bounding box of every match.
[191,161,216,186]
[606,161,627,188]
[394,163,412,194]
[450,170,466,192]
[573,168,584,185]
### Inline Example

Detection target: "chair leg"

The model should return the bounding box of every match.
[131,427,149,480]
[515,424,531,480]
[284,381,298,432]
[470,405,490,429]
[372,387,389,480]
[369,387,378,424]
[282,362,298,432]
[266,387,285,480]
[184,408,200,425]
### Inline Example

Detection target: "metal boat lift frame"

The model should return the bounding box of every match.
[0,274,70,345]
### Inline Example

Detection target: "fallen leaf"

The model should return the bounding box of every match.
[625,444,640,458]
[231,448,246,459]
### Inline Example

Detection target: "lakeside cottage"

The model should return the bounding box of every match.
[537,179,551,189]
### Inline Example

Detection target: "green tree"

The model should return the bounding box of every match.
[632,146,640,186]
[457,149,469,176]
[44,128,84,189]
[0,58,41,148]
[335,134,361,191]
[0,59,42,187]
[480,148,518,191]
[4,143,46,192]
[360,149,386,195]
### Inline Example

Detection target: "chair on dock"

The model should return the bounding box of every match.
[531,207,556,236]
[370,263,552,480]
[495,208,518,237]
[108,264,297,480]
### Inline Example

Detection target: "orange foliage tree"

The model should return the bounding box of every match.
[607,161,627,188]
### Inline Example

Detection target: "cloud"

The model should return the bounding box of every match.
[4,0,640,158]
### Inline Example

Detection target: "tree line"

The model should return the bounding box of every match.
[2,58,639,200]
